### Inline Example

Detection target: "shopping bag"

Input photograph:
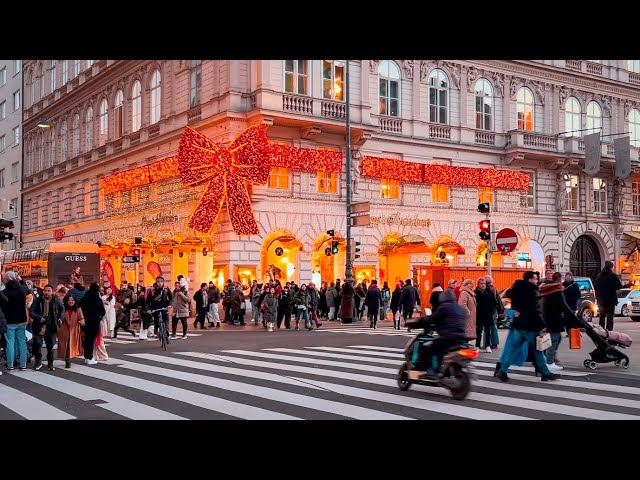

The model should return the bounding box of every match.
[536,332,552,351]
[569,328,582,349]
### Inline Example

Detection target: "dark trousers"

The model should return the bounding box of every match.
[277,309,291,328]
[476,319,494,348]
[114,324,136,338]
[172,315,188,336]
[84,323,100,360]
[193,311,207,328]
[599,304,615,331]
[369,308,379,326]
[33,332,56,366]
[419,337,461,371]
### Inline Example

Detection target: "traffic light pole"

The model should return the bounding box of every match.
[487,215,493,276]
[344,60,354,287]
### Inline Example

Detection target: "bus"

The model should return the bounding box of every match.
[0,242,101,289]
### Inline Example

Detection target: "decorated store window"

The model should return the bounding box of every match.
[317,171,337,193]
[432,183,448,203]
[269,167,290,190]
[478,187,493,205]
[381,178,399,199]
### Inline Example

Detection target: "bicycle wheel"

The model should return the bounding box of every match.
[159,319,168,350]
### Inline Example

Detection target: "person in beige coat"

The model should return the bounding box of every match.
[458,278,477,341]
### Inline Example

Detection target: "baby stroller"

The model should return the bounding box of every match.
[581,320,631,370]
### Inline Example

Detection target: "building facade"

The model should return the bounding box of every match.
[0,59,22,251]
[18,60,640,297]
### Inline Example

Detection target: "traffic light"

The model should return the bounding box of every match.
[478,219,491,240]
[477,202,490,214]
[131,248,141,262]
[326,229,335,237]
[0,219,15,242]
[331,241,339,254]
[352,240,361,260]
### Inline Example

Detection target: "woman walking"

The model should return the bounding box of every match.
[102,286,116,338]
[458,278,477,343]
[58,294,85,368]
[261,287,278,332]
[79,283,106,366]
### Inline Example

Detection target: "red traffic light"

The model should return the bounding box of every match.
[132,248,141,256]
[477,202,490,214]
[478,220,491,240]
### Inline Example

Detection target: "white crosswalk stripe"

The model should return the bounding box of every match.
[105,333,203,345]
[316,325,414,337]
[2,344,640,420]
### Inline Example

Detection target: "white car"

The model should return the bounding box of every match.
[616,289,640,316]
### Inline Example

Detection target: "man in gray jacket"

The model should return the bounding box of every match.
[325,282,339,320]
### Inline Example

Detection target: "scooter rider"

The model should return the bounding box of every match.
[411,289,468,378]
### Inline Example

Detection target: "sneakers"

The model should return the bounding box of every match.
[547,363,564,371]
[34,362,43,371]
[84,358,98,366]
[170,335,178,340]
[541,373,560,381]
[180,335,188,339]
[485,346,492,353]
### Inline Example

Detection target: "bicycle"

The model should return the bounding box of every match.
[147,307,170,350]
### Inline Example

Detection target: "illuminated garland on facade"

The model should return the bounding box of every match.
[362,156,530,190]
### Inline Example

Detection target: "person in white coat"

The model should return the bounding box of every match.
[101,286,117,338]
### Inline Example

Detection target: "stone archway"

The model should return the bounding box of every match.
[260,229,303,284]
[570,235,602,281]
[312,231,346,285]
[563,223,612,276]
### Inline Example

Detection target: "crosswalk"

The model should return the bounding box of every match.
[105,333,203,345]
[1,343,639,420]
[317,324,414,337]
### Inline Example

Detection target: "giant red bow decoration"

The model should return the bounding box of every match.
[178,125,271,235]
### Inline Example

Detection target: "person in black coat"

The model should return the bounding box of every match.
[539,272,580,371]
[594,261,622,330]
[496,271,557,382]
[79,283,106,365]
[410,289,467,377]
[429,283,444,312]
[29,284,64,371]
[390,284,402,329]
[1,271,29,370]
[193,283,209,330]
[562,272,581,312]
[475,278,499,350]
[398,279,421,324]
[364,280,383,329]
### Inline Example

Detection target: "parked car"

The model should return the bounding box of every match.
[615,289,640,317]
[496,276,598,326]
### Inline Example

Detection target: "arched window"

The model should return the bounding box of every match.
[630,109,640,147]
[85,106,94,152]
[150,69,161,124]
[60,120,68,161]
[378,60,400,117]
[50,60,57,92]
[474,78,493,130]
[72,113,80,157]
[62,60,68,84]
[586,101,602,135]
[564,97,581,136]
[516,87,535,131]
[131,80,142,132]
[47,128,55,167]
[114,89,124,138]
[429,69,449,124]
[99,98,108,146]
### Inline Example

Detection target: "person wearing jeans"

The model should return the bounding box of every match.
[171,281,190,338]
[539,272,580,371]
[1,271,29,370]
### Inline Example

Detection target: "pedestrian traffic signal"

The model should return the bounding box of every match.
[324,247,332,257]
[331,240,339,254]
[478,202,490,214]
[0,219,14,242]
[352,240,361,260]
[479,219,491,240]
[327,229,335,237]
[131,248,141,262]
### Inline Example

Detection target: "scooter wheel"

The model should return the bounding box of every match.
[448,369,471,400]
[397,362,412,391]
[614,360,621,367]
[620,358,629,369]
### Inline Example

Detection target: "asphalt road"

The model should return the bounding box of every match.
[1,318,639,420]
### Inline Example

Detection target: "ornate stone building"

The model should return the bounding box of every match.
[17,60,640,295]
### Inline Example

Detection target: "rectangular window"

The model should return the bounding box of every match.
[149,183,159,203]
[113,191,122,210]
[0,135,4,152]
[98,187,105,212]
[84,181,91,216]
[478,187,493,204]
[11,162,18,182]
[190,60,202,108]
[13,90,20,111]
[317,171,338,193]
[62,60,68,84]
[564,174,579,211]
[0,101,5,120]
[593,178,607,213]
[0,169,4,188]
[284,60,309,95]
[114,104,123,139]
[381,178,399,199]
[37,199,42,227]
[520,173,535,208]
[0,67,5,86]
[432,184,449,203]
[131,186,139,206]
[74,60,81,78]
[322,60,345,101]
[268,167,290,190]
[14,60,21,75]
[633,182,640,216]
[9,198,17,218]
[629,61,640,73]
[12,126,19,146]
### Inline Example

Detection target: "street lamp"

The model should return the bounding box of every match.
[344,60,354,289]
[36,119,52,129]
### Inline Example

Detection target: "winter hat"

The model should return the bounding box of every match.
[432,285,443,292]
[3,271,19,283]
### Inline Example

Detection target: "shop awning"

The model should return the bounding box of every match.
[625,232,640,241]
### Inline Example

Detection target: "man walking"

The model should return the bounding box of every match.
[594,260,622,331]
[29,284,64,371]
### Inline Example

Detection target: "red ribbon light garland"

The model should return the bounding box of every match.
[362,156,529,190]
[177,125,271,235]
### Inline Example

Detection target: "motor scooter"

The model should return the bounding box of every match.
[398,314,477,400]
